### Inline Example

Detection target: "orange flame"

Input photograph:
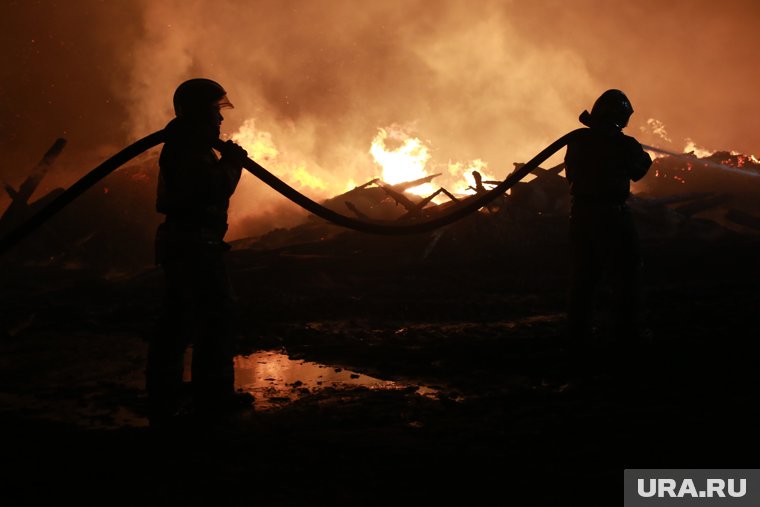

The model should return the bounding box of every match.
[231,119,279,161]
[369,126,434,195]
[683,138,713,158]
[448,159,495,195]
[231,119,328,192]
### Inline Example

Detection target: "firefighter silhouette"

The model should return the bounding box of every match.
[146,78,252,425]
[564,89,652,346]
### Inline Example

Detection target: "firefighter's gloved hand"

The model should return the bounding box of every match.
[219,140,248,168]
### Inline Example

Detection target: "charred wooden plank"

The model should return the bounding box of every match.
[1,138,67,229]
[345,201,370,220]
[439,188,460,203]
[378,184,419,212]
[397,189,444,220]
[389,173,441,192]
[354,178,379,190]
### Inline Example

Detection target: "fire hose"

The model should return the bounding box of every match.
[641,145,760,178]
[0,128,585,255]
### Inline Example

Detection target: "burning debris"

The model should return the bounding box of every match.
[281,146,760,246]
[647,150,760,194]
[3,133,759,274]
[639,148,760,236]
[322,173,444,221]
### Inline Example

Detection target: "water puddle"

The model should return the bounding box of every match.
[233,350,437,409]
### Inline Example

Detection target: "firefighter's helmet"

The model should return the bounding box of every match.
[173,78,234,119]
[589,89,633,129]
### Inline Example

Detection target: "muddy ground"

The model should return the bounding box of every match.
[1,222,759,505]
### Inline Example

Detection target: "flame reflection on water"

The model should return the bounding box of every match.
[233,350,437,409]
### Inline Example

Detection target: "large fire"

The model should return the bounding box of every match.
[231,120,329,193]
[231,119,503,204]
[368,126,502,199]
[369,127,433,195]
[230,114,760,222]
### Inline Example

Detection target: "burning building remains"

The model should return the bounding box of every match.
[3,129,759,274]
[3,1,760,503]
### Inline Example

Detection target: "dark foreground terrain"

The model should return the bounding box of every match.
[1,222,758,505]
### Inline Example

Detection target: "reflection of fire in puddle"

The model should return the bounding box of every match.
[233,350,437,410]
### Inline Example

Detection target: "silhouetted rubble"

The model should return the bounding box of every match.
[2,143,759,507]
[1,138,67,235]
[3,142,759,275]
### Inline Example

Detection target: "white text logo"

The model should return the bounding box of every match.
[637,478,746,498]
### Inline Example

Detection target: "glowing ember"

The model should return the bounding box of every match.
[728,153,760,167]
[370,126,434,195]
[649,144,760,188]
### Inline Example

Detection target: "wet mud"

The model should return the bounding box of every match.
[1,231,758,504]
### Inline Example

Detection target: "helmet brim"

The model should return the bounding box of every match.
[217,94,234,110]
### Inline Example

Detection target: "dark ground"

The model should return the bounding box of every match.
[1,221,759,505]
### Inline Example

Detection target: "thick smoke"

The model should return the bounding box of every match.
[2,0,760,239]
[123,0,598,238]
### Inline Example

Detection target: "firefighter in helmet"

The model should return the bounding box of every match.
[564,89,652,347]
[146,78,251,425]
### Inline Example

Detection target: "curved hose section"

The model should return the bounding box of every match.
[0,128,582,254]
[0,130,166,254]
[225,129,581,235]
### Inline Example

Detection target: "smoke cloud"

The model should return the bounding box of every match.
[2,0,759,239]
